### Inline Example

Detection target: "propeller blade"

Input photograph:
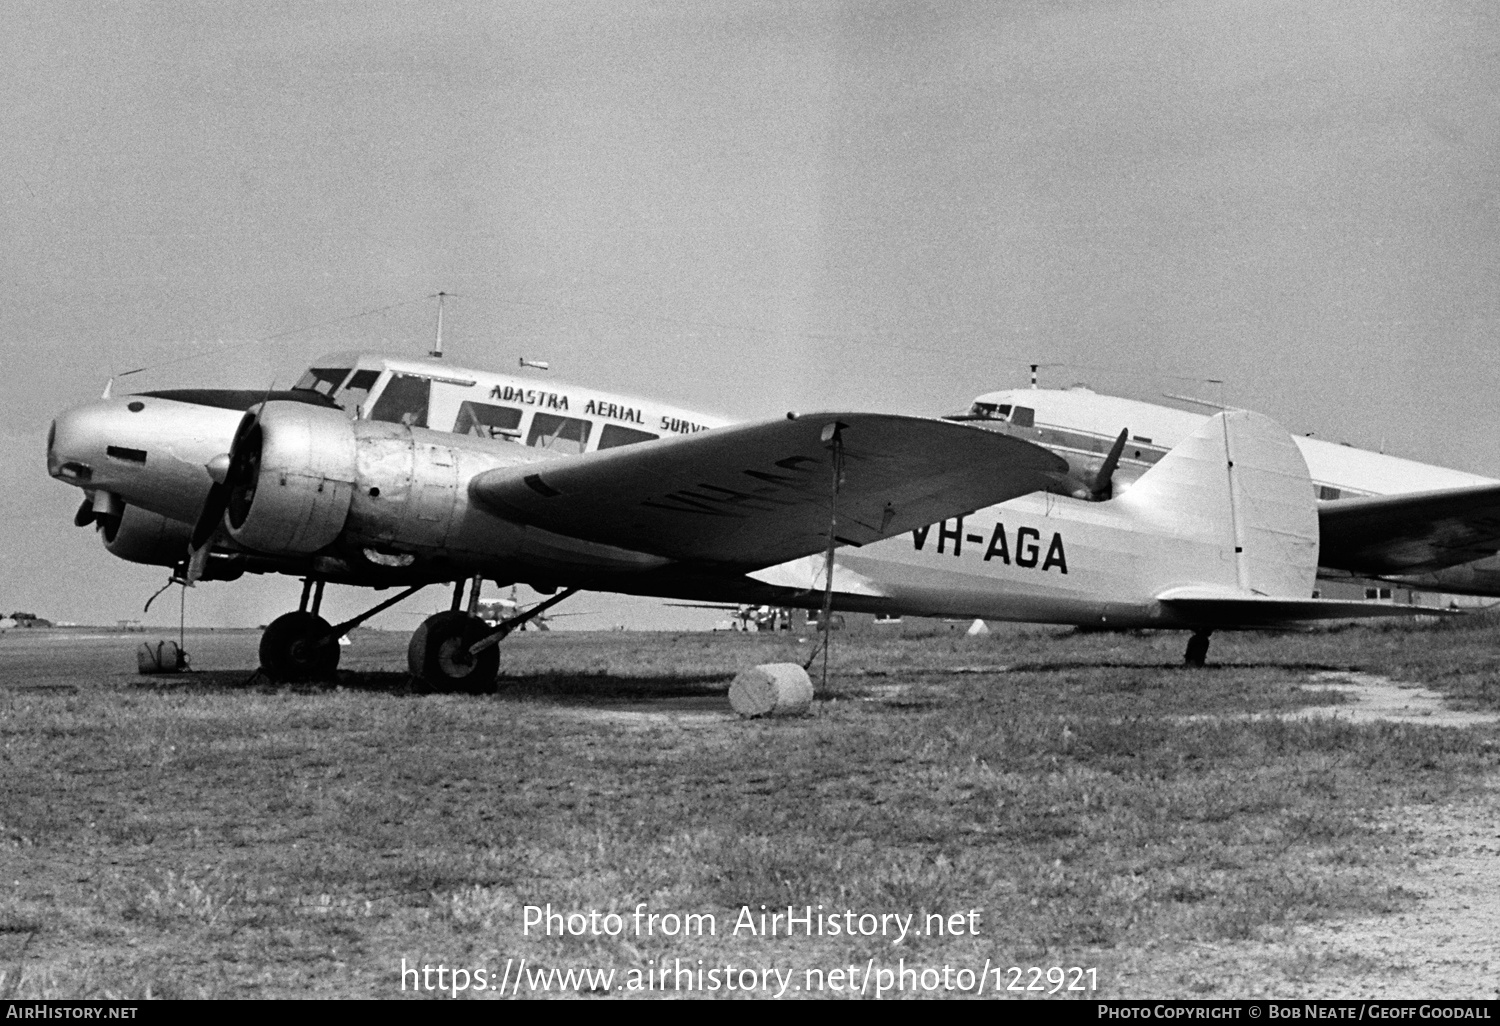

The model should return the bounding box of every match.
[189,481,230,550]
[1089,428,1130,501]
[184,409,261,582]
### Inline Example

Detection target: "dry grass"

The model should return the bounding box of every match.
[1,616,1497,998]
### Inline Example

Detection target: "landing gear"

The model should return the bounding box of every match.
[406,581,580,693]
[260,578,338,680]
[1184,630,1212,668]
[260,611,340,681]
[257,579,427,683]
[408,611,499,694]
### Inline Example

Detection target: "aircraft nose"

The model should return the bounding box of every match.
[47,398,145,486]
[47,406,99,484]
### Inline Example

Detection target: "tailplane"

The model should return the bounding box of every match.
[1117,411,1438,626]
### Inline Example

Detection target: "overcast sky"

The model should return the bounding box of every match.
[4,0,1499,630]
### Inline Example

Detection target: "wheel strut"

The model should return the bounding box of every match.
[467,586,580,657]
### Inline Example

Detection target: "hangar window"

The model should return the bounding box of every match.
[294,367,352,396]
[454,401,523,441]
[1010,406,1035,428]
[368,374,431,428]
[598,424,659,449]
[527,413,592,455]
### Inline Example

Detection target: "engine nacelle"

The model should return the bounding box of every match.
[103,503,192,567]
[225,402,357,555]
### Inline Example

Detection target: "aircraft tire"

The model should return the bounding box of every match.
[408,611,499,694]
[260,611,340,682]
[1183,631,1211,668]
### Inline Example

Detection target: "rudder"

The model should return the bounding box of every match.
[1116,410,1318,598]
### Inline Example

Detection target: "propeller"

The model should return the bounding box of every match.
[184,409,261,582]
[77,490,123,536]
[1056,427,1130,502]
[1087,428,1130,501]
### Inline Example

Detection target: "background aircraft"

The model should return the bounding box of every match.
[668,603,796,632]
[473,587,595,631]
[949,384,1500,600]
[47,351,1429,686]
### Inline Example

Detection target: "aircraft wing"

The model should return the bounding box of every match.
[469,412,1067,568]
[1317,484,1500,575]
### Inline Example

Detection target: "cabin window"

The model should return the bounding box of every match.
[598,424,660,449]
[454,401,523,441]
[527,413,592,455]
[294,367,352,396]
[368,374,431,428]
[1010,406,1035,428]
[1317,485,1343,500]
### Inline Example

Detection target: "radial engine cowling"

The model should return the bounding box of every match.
[103,504,193,567]
[224,402,357,555]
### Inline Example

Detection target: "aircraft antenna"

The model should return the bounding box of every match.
[430,291,454,359]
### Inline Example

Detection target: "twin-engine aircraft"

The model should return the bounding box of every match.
[951,384,1500,600]
[47,351,1424,689]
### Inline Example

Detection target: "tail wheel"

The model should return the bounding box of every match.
[408,611,499,694]
[260,611,340,681]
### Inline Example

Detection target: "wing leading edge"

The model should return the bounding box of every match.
[468,412,1068,568]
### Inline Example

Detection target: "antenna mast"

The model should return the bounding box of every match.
[430,291,450,358]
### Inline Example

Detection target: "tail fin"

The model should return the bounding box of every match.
[1117,410,1318,598]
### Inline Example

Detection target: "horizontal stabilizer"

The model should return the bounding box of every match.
[470,413,1066,568]
[1319,483,1500,574]
[1157,587,1451,628]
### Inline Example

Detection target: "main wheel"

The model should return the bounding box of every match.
[408,611,499,694]
[260,611,340,681]
[1183,632,1211,668]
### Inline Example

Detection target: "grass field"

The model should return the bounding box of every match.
[1,615,1497,999]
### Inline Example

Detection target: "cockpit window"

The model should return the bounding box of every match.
[1010,406,1035,428]
[526,413,592,455]
[967,402,1013,420]
[294,367,352,396]
[598,424,659,449]
[368,374,431,428]
[454,401,523,441]
[335,369,381,412]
